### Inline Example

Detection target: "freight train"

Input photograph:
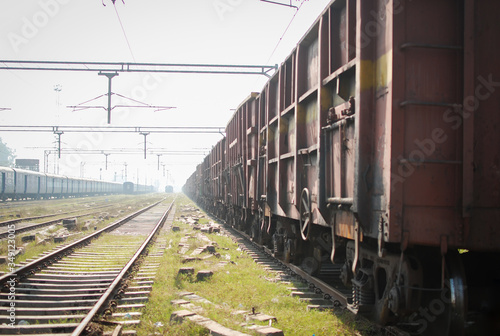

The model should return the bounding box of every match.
[123,181,156,194]
[184,0,500,334]
[0,167,154,200]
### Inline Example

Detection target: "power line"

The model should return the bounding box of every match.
[112,2,136,62]
[265,0,306,65]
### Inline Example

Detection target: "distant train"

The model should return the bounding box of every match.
[0,167,154,200]
[123,181,156,194]
[164,185,174,193]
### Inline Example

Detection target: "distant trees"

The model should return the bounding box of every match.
[0,138,15,167]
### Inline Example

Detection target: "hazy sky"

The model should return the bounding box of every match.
[0,0,331,190]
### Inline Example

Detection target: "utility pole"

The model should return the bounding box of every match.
[104,153,110,169]
[54,130,64,158]
[140,132,150,159]
[156,154,162,170]
[98,71,119,124]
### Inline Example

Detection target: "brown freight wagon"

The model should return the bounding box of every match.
[184,0,500,334]
[184,163,203,205]
[208,138,226,219]
[224,94,260,229]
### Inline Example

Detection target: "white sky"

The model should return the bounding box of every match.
[0,0,331,191]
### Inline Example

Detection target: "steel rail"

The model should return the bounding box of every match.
[0,199,164,285]
[285,263,348,307]
[71,199,174,335]
[224,224,350,307]
[204,213,410,336]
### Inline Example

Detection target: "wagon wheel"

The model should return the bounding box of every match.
[444,253,467,336]
[299,188,312,240]
[426,252,467,335]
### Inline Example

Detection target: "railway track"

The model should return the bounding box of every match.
[0,204,113,228]
[0,206,117,240]
[220,224,410,336]
[0,198,174,335]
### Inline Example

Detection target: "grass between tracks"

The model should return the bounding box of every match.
[135,194,375,336]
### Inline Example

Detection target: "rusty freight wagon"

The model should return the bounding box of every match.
[184,0,500,334]
[223,94,260,228]
[206,138,226,219]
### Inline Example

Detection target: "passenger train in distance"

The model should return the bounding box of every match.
[0,166,154,200]
[183,0,500,334]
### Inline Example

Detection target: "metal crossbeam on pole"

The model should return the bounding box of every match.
[0,125,225,134]
[42,148,208,173]
[140,132,150,159]
[54,130,64,158]
[42,148,208,155]
[0,60,277,77]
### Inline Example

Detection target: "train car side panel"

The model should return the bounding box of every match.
[465,0,500,250]
[0,167,15,199]
[389,0,463,247]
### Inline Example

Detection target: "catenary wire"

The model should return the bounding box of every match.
[113,3,136,62]
[264,0,306,65]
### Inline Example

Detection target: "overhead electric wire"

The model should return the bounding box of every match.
[265,0,306,65]
[1,62,36,87]
[67,92,176,113]
[113,3,136,62]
